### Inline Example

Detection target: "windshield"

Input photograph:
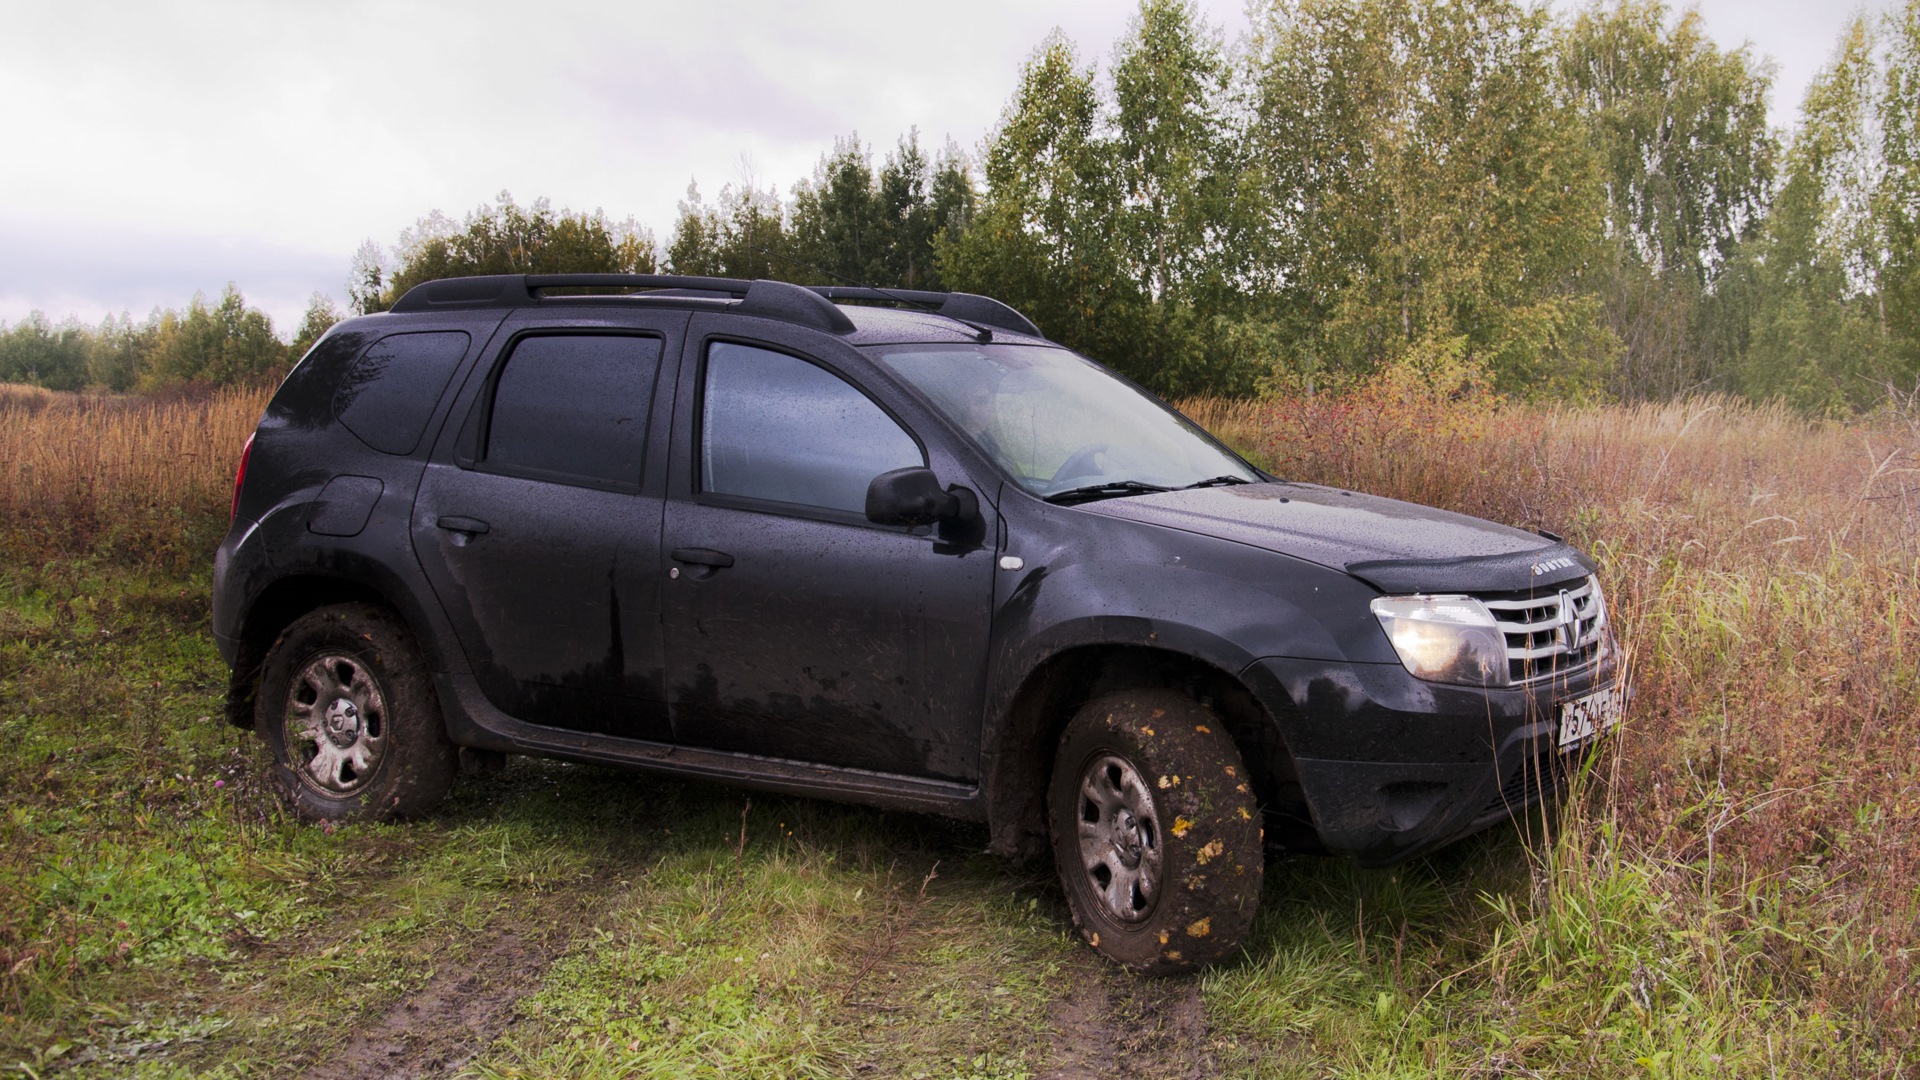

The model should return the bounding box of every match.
[866,343,1259,499]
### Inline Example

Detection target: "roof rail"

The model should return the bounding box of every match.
[530,273,756,295]
[740,280,855,333]
[388,274,1043,338]
[390,273,753,312]
[388,274,533,311]
[812,286,1042,338]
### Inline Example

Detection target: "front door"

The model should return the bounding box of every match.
[660,332,995,780]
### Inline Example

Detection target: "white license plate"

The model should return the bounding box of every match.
[1556,686,1625,750]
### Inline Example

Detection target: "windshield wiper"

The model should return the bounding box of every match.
[1044,480,1172,505]
[1183,475,1254,489]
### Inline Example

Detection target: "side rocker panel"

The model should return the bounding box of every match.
[433,672,984,819]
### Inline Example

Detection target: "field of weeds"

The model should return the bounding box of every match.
[1,377,1916,1077]
[1188,382,1920,1068]
[0,384,266,574]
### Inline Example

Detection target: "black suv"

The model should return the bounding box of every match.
[214,274,1623,972]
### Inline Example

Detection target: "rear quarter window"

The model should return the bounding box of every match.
[334,331,471,454]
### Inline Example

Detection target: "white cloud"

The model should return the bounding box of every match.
[0,0,1880,334]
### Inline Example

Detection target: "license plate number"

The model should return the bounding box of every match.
[1557,687,1624,750]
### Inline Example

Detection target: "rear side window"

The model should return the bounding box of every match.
[484,334,662,488]
[335,331,470,454]
[701,341,922,514]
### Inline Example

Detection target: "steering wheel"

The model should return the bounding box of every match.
[1048,443,1110,485]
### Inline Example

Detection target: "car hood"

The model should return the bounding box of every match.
[1076,481,1592,594]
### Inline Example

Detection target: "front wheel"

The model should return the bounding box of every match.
[255,603,458,822]
[1048,690,1263,974]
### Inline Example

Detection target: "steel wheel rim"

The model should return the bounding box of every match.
[284,651,388,797]
[1074,751,1163,924]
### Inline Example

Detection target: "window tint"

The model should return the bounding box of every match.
[701,342,922,514]
[335,331,470,454]
[486,334,661,487]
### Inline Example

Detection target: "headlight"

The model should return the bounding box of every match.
[1369,595,1509,687]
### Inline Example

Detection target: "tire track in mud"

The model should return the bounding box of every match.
[306,886,609,1080]
[1038,950,1214,1080]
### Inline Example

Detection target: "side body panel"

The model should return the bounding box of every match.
[658,313,1000,781]
[409,308,686,741]
[214,310,510,674]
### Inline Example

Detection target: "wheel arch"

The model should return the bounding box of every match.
[223,570,443,730]
[980,641,1310,860]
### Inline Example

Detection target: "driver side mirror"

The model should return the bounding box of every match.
[865,466,979,528]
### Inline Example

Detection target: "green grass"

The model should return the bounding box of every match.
[0,561,1086,1076]
[1,557,1911,1079]
[4,389,1918,1076]
[0,558,1535,1078]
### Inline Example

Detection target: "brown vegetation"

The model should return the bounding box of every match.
[0,383,268,571]
[1188,381,1920,1057]
[3,377,1916,1069]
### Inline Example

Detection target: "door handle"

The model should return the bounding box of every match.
[436,515,491,535]
[671,547,735,568]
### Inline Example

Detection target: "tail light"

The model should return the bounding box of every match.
[230,433,255,524]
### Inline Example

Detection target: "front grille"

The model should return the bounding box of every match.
[1480,576,1606,684]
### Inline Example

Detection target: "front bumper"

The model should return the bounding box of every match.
[1242,653,1623,867]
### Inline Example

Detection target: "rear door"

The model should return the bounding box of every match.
[658,318,997,780]
[411,307,684,739]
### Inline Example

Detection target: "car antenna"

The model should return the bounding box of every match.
[752,247,995,343]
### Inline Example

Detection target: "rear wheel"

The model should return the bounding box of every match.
[256,603,457,822]
[1048,689,1263,974]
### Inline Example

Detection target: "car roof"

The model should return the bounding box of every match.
[378,274,1051,347]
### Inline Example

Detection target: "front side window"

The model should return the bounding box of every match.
[485,334,661,487]
[701,342,922,515]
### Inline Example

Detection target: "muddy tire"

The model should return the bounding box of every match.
[256,603,457,823]
[1048,689,1263,974]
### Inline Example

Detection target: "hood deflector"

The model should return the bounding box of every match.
[1344,548,1594,594]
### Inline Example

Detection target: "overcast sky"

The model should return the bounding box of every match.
[0,0,1895,336]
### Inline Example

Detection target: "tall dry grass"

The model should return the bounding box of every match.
[1,376,1915,1065]
[1187,388,1920,1066]
[0,383,269,570]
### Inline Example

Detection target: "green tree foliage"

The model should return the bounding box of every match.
[0,314,93,391]
[1111,0,1237,303]
[1250,0,1612,396]
[664,179,790,280]
[662,136,971,290]
[85,313,151,392]
[939,31,1121,365]
[1110,1,1277,394]
[1685,3,1920,413]
[1875,0,1920,372]
[1561,2,1775,282]
[789,138,887,283]
[786,131,971,290]
[289,292,344,359]
[1558,0,1776,398]
[0,287,342,394]
[139,285,287,390]
[942,5,1268,396]
[20,0,1920,411]
[1707,17,1895,412]
[345,239,386,318]
[363,192,658,313]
